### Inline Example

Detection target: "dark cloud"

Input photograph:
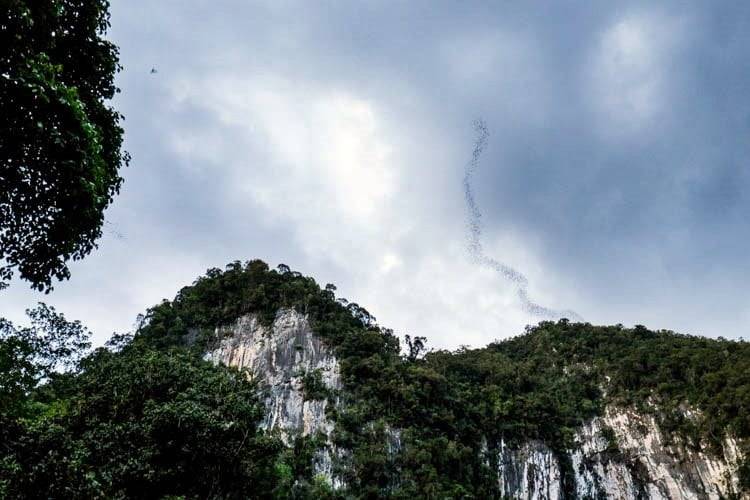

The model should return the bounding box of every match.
[2,1,749,344]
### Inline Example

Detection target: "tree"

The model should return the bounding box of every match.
[404,334,427,361]
[0,302,90,497]
[2,341,284,498]
[0,1,129,291]
[0,302,90,418]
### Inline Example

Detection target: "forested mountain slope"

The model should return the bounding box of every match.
[2,260,748,499]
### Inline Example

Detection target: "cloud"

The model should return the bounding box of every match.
[2,1,749,347]
[588,9,686,137]
[168,74,397,262]
[160,72,546,346]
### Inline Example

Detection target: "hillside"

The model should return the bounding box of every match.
[2,260,749,499]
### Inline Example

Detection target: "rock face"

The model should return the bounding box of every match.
[204,309,340,441]
[572,407,744,500]
[496,407,744,499]
[205,309,745,499]
[497,439,563,499]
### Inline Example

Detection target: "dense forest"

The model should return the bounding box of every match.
[2,260,749,498]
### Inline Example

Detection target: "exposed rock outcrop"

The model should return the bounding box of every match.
[497,439,563,499]
[494,408,743,499]
[205,309,340,441]
[204,309,344,484]
[572,407,744,499]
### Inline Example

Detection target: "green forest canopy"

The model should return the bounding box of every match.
[0,1,128,291]
[1,260,749,498]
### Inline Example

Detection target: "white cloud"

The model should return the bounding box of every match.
[5,1,741,351]
[588,9,684,137]
[0,237,207,341]
[170,75,397,262]
[379,252,402,274]
[159,71,561,348]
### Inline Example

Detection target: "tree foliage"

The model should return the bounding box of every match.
[0,303,89,419]
[2,261,750,498]
[132,261,750,497]
[0,0,128,291]
[1,308,284,498]
[403,334,427,361]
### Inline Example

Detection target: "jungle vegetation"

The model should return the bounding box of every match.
[0,0,128,291]
[2,260,748,498]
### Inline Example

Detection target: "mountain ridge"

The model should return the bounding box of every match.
[144,259,749,498]
[4,259,748,499]
[202,306,747,498]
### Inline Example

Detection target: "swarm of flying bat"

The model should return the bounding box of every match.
[464,119,581,321]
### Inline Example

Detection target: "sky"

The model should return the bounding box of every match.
[2,1,750,348]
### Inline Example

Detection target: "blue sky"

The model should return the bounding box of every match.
[2,1,749,347]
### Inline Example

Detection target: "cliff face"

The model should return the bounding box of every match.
[203,309,342,482]
[575,408,742,499]
[496,408,743,499]
[205,309,745,499]
[204,309,340,439]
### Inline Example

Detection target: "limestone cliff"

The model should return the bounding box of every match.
[496,407,743,499]
[204,309,340,439]
[205,309,745,499]
[203,309,342,483]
